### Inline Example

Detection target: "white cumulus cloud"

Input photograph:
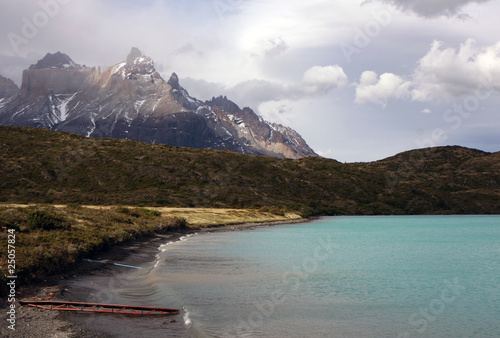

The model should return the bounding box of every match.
[303,65,349,94]
[355,71,411,105]
[355,39,500,105]
[411,39,500,101]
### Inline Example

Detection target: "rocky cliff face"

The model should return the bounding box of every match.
[201,96,316,158]
[20,52,97,97]
[0,75,18,100]
[0,48,316,159]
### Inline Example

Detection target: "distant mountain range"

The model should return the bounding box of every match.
[0,48,316,159]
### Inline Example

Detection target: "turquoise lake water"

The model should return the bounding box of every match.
[81,215,500,337]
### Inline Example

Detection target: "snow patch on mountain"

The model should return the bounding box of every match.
[87,116,96,137]
[134,99,146,113]
[58,92,78,121]
[0,48,317,159]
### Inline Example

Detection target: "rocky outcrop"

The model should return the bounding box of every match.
[19,52,97,97]
[0,48,316,159]
[0,75,18,99]
[202,96,315,158]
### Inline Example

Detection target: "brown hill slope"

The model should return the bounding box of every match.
[0,126,498,215]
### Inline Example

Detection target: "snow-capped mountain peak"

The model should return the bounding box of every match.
[0,49,316,159]
[29,51,79,70]
[113,47,155,79]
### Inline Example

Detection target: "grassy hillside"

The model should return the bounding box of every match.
[0,126,499,215]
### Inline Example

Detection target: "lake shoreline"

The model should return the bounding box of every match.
[4,217,310,337]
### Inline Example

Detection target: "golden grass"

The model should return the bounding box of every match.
[80,206,303,227]
[153,207,302,227]
[0,204,302,228]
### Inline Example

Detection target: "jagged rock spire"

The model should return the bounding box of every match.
[126,47,142,65]
[0,74,19,99]
[168,72,180,89]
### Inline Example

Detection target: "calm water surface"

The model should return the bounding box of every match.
[77,216,500,337]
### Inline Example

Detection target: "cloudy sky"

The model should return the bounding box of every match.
[1,0,499,162]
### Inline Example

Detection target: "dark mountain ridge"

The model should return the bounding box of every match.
[0,49,316,159]
[1,126,498,215]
